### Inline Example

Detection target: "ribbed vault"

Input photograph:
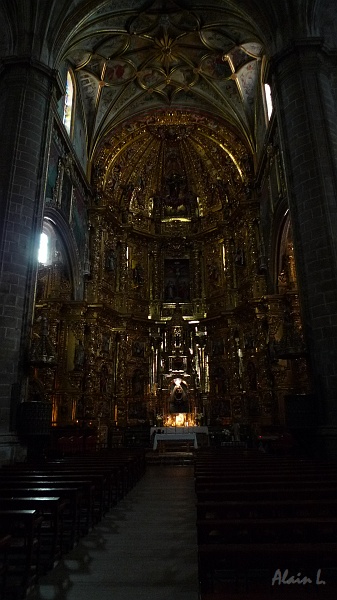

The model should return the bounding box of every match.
[60,0,266,158]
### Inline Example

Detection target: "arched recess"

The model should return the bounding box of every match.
[273,209,298,295]
[37,207,82,302]
[30,207,84,420]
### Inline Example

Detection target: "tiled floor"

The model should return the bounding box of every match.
[28,465,199,600]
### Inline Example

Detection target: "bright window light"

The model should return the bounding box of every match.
[63,71,74,134]
[38,232,49,264]
[264,83,273,120]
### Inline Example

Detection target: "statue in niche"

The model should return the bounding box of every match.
[132,263,144,286]
[132,369,143,396]
[74,340,85,369]
[213,339,224,356]
[132,340,144,358]
[165,280,176,300]
[235,247,245,266]
[102,334,110,354]
[105,249,116,272]
[213,366,227,394]
[209,263,220,288]
[169,378,188,413]
[247,361,257,391]
[100,364,109,395]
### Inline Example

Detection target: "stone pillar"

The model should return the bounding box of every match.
[271,41,337,449]
[0,58,55,451]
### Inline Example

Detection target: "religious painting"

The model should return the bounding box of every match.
[200,54,232,79]
[164,258,190,302]
[104,59,135,84]
[138,67,164,90]
[61,171,72,221]
[170,67,196,88]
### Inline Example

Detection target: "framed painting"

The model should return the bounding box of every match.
[164,258,190,302]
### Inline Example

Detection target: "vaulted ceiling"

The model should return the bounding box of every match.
[58,0,267,210]
[63,0,264,159]
[2,0,329,214]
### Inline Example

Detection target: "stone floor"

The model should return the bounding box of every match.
[27,465,199,600]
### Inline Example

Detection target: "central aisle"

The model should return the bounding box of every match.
[29,465,199,600]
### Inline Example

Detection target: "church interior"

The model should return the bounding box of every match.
[1,0,337,598]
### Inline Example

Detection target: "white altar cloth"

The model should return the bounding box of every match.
[153,432,198,450]
[150,426,208,436]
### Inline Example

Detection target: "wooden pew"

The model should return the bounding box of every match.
[196,516,337,544]
[0,534,12,600]
[195,477,337,490]
[0,497,67,573]
[196,498,337,520]
[195,449,337,598]
[0,509,43,599]
[198,542,337,598]
[0,475,95,535]
[196,487,337,502]
[0,486,80,551]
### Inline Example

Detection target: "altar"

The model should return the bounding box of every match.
[150,426,208,436]
[153,432,198,450]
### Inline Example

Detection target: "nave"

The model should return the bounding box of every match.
[2,445,337,600]
[26,465,198,600]
[0,446,337,600]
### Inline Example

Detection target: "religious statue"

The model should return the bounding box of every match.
[74,340,85,369]
[132,263,144,286]
[169,378,188,413]
[105,249,116,272]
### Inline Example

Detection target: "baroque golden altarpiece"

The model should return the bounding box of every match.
[29,109,310,439]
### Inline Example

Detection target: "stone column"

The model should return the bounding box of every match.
[271,41,337,448]
[0,58,56,451]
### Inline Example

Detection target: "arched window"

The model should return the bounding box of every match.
[38,232,49,264]
[63,71,74,135]
[264,83,273,121]
[277,214,297,292]
[38,220,62,266]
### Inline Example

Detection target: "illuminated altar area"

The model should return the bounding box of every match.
[164,413,195,428]
[30,106,309,438]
